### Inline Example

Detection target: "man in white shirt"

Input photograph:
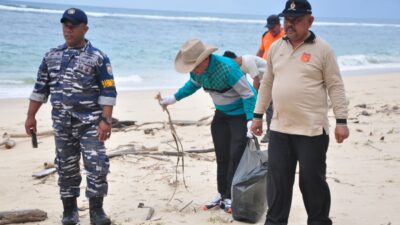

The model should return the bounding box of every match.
[223,51,266,89]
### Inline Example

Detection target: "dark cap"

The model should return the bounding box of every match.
[265,15,280,28]
[60,8,88,25]
[279,0,312,17]
[223,51,237,59]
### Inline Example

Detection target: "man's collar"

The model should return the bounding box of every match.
[58,39,91,51]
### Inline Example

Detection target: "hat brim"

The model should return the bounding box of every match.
[60,16,84,25]
[175,45,218,73]
[278,12,311,17]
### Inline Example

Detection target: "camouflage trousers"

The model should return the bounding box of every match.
[53,118,109,199]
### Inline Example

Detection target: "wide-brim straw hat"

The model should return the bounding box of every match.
[175,39,218,73]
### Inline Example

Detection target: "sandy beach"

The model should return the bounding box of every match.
[0,72,399,225]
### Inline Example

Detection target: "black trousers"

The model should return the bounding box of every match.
[265,130,332,225]
[211,110,247,199]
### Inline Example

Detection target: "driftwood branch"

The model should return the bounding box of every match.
[156,93,188,202]
[32,168,57,179]
[0,209,47,225]
[137,203,155,221]
[107,147,214,159]
[10,131,53,138]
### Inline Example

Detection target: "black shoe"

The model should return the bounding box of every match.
[89,197,111,225]
[61,197,79,225]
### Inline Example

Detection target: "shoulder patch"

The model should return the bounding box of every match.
[102,79,115,88]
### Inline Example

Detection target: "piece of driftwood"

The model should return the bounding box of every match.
[0,209,47,225]
[32,168,57,179]
[107,147,214,159]
[185,148,214,153]
[10,131,53,138]
[111,118,137,129]
[156,93,188,203]
[179,200,193,212]
[137,203,154,221]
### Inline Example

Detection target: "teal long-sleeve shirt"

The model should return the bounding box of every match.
[174,54,257,120]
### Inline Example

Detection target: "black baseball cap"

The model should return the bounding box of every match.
[60,8,88,25]
[279,0,312,17]
[265,15,280,28]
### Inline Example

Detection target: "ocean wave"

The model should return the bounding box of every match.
[1,4,399,28]
[114,74,143,84]
[338,54,400,71]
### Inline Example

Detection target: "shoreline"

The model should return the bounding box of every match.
[1,69,400,100]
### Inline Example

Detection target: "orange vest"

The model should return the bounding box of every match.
[259,29,285,59]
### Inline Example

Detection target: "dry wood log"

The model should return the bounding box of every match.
[185,148,214,153]
[107,147,214,159]
[0,209,47,225]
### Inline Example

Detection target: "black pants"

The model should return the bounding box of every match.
[211,110,247,199]
[265,130,332,225]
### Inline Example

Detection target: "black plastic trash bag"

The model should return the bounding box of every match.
[231,137,268,223]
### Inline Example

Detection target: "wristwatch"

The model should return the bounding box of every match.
[101,116,113,125]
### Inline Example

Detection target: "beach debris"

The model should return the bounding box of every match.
[356,129,363,132]
[355,103,367,108]
[387,128,396,134]
[137,203,155,220]
[110,118,136,129]
[207,215,232,223]
[364,141,383,152]
[0,133,16,149]
[144,128,155,135]
[326,176,355,187]
[380,136,385,141]
[32,168,57,179]
[361,110,371,116]
[179,200,193,212]
[107,145,213,159]
[9,130,53,138]
[32,162,57,179]
[43,162,55,169]
[0,209,47,224]
[156,92,188,202]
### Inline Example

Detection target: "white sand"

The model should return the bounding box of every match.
[0,73,399,225]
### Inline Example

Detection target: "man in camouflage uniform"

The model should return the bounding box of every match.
[24,8,116,225]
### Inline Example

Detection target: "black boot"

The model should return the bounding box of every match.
[89,197,111,225]
[61,197,79,225]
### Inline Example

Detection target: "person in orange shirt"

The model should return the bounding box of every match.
[256,14,285,143]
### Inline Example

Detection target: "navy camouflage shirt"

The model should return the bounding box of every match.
[30,40,117,123]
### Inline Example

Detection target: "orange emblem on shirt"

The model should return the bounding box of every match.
[301,52,311,62]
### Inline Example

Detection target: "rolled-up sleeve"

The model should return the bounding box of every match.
[97,54,117,106]
[30,57,50,103]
